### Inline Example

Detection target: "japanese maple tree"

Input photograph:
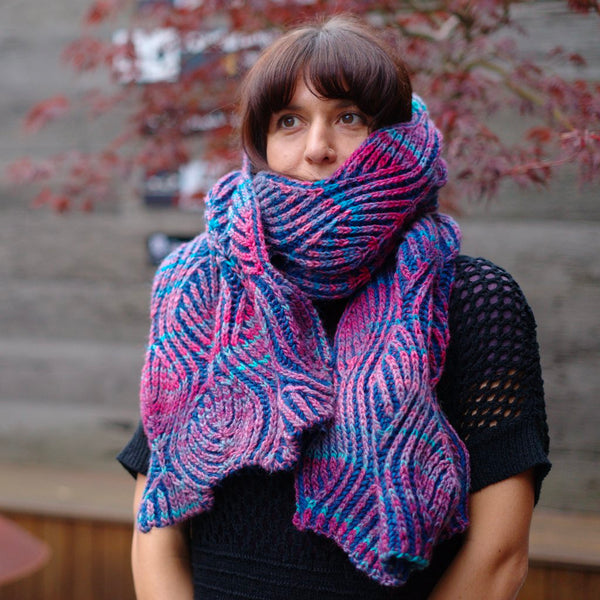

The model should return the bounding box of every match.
[6,0,600,211]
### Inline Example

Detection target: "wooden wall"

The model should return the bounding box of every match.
[1,511,599,600]
[519,564,600,600]
[0,512,134,600]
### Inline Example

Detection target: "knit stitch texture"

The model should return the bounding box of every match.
[138,96,470,585]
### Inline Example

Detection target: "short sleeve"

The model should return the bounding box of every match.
[438,256,551,502]
[117,421,150,478]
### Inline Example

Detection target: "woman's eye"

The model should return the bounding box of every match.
[278,115,300,129]
[340,112,364,125]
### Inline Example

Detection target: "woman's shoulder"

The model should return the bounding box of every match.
[447,254,540,370]
[452,255,522,293]
[450,255,533,323]
[442,256,549,497]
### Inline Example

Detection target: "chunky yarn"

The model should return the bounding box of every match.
[138,96,470,586]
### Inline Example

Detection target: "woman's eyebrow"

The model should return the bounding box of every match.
[277,99,358,112]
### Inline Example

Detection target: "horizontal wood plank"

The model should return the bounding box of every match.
[2,463,600,599]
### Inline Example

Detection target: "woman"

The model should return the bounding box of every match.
[119,15,550,599]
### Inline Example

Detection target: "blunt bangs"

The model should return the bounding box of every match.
[239,16,413,171]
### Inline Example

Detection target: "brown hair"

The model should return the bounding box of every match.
[238,15,413,171]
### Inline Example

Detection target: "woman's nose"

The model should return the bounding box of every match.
[304,122,336,164]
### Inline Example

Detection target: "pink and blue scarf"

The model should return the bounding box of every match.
[138,96,469,585]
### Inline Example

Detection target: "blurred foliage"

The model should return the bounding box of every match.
[6,0,600,211]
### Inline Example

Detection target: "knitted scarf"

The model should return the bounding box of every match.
[138,96,470,586]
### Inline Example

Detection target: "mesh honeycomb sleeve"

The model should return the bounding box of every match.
[438,256,551,501]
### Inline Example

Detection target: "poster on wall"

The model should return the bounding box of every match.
[142,160,225,210]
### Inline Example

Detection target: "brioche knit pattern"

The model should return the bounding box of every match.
[138,96,470,585]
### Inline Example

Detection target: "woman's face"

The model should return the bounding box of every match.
[266,78,371,181]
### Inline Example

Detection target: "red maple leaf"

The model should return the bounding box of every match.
[23,96,71,133]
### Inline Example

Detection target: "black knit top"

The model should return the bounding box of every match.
[118,256,550,599]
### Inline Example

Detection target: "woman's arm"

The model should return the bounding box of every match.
[131,475,194,600]
[428,468,535,600]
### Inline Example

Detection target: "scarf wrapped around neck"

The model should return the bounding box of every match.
[138,96,470,586]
